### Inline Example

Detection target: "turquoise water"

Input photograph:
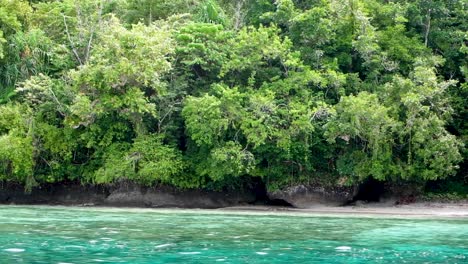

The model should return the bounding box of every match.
[0,206,467,263]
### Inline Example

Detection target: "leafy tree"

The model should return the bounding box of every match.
[95,135,185,186]
[67,17,174,137]
[326,59,462,183]
[0,0,31,59]
[0,0,465,195]
[0,104,35,190]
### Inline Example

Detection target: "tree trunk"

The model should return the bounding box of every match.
[424,9,431,47]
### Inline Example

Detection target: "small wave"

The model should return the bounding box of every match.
[179,252,201,255]
[155,243,174,249]
[60,236,76,240]
[64,245,85,249]
[4,248,25,253]
[335,246,352,251]
[256,252,268,255]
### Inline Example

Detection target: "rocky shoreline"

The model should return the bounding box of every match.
[0,182,361,208]
[0,182,257,208]
[1,181,465,211]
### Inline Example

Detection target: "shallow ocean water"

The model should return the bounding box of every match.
[0,206,467,263]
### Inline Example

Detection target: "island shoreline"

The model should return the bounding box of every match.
[2,203,468,219]
[1,182,467,218]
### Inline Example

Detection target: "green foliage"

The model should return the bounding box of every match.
[195,0,228,26]
[2,29,71,86]
[0,0,32,59]
[0,104,35,191]
[325,61,463,183]
[123,0,199,25]
[0,0,465,195]
[423,192,468,201]
[325,92,396,181]
[67,17,174,136]
[173,22,232,93]
[195,141,255,182]
[183,94,228,146]
[95,135,185,186]
[424,179,468,201]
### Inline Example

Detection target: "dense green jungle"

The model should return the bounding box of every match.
[0,0,466,199]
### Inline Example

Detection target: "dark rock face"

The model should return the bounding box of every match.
[267,184,357,208]
[0,183,108,205]
[104,184,256,208]
[0,182,256,209]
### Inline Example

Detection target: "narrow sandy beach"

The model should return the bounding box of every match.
[3,202,468,218]
[222,202,468,218]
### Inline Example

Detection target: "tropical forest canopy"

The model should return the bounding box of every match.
[0,0,466,193]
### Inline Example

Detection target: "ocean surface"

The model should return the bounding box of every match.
[0,205,467,263]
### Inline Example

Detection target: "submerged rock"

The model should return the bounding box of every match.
[267,184,356,208]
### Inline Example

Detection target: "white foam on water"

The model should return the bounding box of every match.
[155,243,174,249]
[64,245,85,249]
[215,259,226,262]
[256,252,268,255]
[335,246,352,251]
[57,262,74,264]
[4,248,25,253]
[60,236,75,240]
[179,252,201,255]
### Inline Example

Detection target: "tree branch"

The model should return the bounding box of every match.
[62,13,83,66]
